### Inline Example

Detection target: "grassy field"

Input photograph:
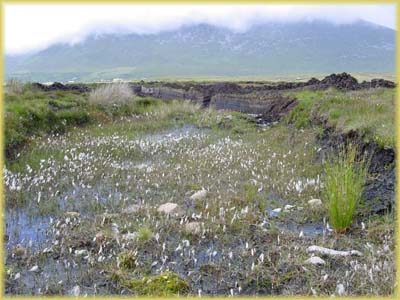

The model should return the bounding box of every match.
[81,72,396,84]
[149,72,396,83]
[5,83,395,159]
[4,83,162,159]
[4,82,395,296]
[286,88,395,148]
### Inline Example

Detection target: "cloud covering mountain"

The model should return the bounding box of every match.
[5,4,396,55]
[5,19,395,82]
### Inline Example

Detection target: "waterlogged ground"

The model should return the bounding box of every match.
[5,107,395,296]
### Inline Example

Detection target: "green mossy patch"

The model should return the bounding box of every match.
[122,272,190,296]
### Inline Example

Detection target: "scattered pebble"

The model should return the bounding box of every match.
[69,285,80,296]
[284,204,296,211]
[311,287,317,295]
[190,189,207,200]
[95,232,105,242]
[13,244,26,257]
[307,245,363,257]
[308,199,322,208]
[42,247,53,254]
[304,256,326,265]
[184,222,202,234]
[122,204,142,214]
[65,211,80,218]
[74,249,88,256]
[336,283,346,295]
[29,265,39,273]
[157,202,182,216]
[122,232,138,241]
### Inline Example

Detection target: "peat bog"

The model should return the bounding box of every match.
[4,73,396,296]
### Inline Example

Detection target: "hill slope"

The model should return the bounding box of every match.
[5,20,395,82]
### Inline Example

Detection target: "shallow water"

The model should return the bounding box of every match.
[6,209,50,249]
[275,221,326,237]
[141,126,204,143]
[5,126,207,252]
[5,123,327,295]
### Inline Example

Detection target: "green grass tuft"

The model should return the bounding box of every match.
[137,227,152,243]
[323,144,370,232]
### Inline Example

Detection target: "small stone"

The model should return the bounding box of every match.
[336,283,346,295]
[69,285,80,296]
[29,265,39,272]
[14,273,21,280]
[122,204,141,214]
[269,207,282,217]
[122,232,138,241]
[184,222,202,234]
[157,202,182,216]
[190,189,207,200]
[65,211,80,218]
[95,232,105,242]
[308,199,322,208]
[13,244,26,256]
[101,213,119,224]
[42,247,53,254]
[311,287,317,295]
[74,249,88,256]
[284,204,296,211]
[307,245,362,257]
[304,256,326,265]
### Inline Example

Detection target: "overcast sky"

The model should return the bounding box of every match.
[5,4,396,55]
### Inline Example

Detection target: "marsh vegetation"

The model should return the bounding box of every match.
[4,80,395,296]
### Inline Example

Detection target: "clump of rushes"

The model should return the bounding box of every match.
[119,251,136,270]
[323,144,370,232]
[88,82,133,108]
[244,183,257,203]
[5,78,25,96]
[153,99,200,119]
[137,227,152,243]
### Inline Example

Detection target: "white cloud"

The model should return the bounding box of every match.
[5,4,396,55]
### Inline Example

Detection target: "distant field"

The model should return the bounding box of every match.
[5,72,396,85]
[90,72,396,84]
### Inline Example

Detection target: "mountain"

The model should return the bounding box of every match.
[5,20,395,82]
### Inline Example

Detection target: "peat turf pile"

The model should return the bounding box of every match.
[31,73,395,95]
[32,82,90,93]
